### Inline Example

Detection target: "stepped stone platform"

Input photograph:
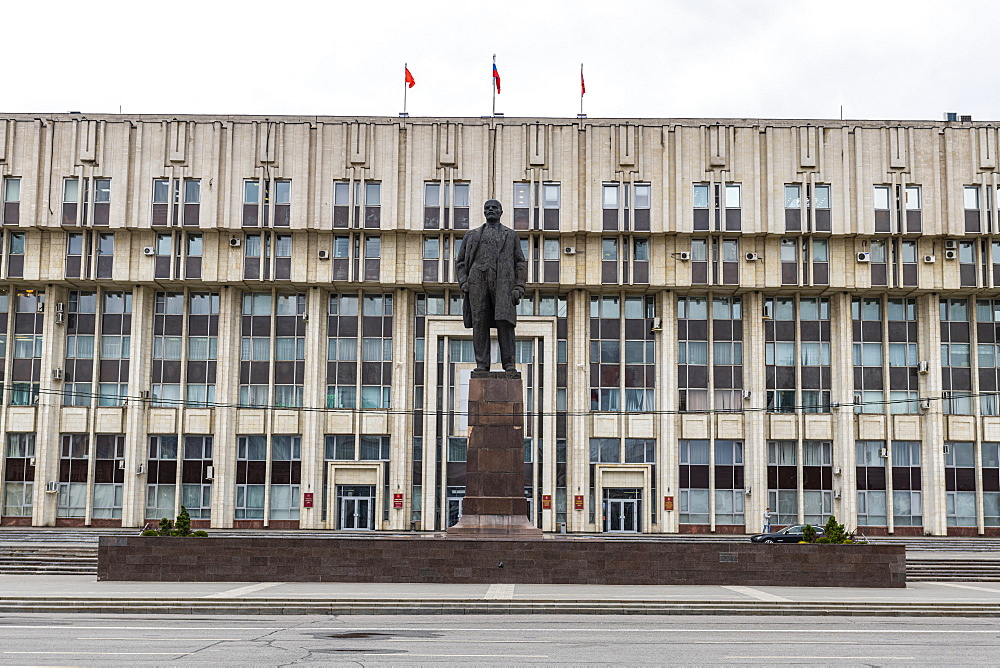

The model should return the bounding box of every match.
[98,536,906,587]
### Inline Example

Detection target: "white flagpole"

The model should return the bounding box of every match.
[492,54,497,117]
[403,63,408,116]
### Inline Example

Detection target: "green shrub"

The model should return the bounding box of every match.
[815,536,832,543]
[157,518,174,536]
[802,524,817,543]
[171,507,192,537]
[144,508,207,537]
[823,515,850,543]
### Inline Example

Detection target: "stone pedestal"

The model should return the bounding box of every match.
[448,372,543,538]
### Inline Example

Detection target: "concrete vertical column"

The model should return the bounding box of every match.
[33,285,65,526]
[658,290,678,533]
[830,292,857,528]
[298,286,324,529]
[121,286,151,527]
[744,291,768,533]
[211,286,241,528]
[388,287,411,531]
[920,293,947,535]
[567,289,590,531]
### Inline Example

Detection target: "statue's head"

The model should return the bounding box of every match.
[484,199,503,223]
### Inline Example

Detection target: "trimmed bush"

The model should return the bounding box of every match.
[144,507,207,537]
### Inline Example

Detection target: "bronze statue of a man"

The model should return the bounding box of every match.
[455,199,527,373]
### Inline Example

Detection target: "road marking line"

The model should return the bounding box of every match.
[4,626,1000,634]
[78,637,245,641]
[5,651,192,656]
[728,657,914,661]
[484,583,515,600]
[366,654,548,658]
[924,582,1000,593]
[202,582,284,598]
[722,585,791,602]
[383,639,856,645]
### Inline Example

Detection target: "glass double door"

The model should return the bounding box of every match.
[604,488,641,533]
[337,485,375,530]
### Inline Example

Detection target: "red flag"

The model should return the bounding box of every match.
[492,63,501,94]
[581,64,585,96]
[405,67,415,88]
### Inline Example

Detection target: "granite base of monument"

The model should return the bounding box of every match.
[98,537,906,587]
[448,372,542,538]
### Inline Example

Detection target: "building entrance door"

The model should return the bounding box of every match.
[603,488,641,533]
[337,485,375,530]
[446,487,465,528]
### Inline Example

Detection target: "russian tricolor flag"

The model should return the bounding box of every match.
[492,63,501,94]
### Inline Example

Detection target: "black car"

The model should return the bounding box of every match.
[750,524,825,543]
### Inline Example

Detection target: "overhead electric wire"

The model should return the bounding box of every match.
[7,383,997,418]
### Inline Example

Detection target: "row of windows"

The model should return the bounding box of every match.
[7,174,995,232]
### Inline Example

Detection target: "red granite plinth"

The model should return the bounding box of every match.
[98,536,908,587]
[449,372,542,538]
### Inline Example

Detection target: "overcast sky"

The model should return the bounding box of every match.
[3,0,992,121]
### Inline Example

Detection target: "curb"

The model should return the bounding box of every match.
[2,598,1000,617]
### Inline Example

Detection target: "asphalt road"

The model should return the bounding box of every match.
[0,613,998,665]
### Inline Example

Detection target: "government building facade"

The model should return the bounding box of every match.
[0,112,998,536]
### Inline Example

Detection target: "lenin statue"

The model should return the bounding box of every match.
[455,199,527,374]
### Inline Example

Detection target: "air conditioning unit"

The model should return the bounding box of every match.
[56,302,65,313]
[36,302,44,313]
[762,302,773,319]
[28,457,35,467]
[563,246,576,255]
[945,249,958,260]
[856,252,871,263]
[229,237,241,247]
[55,312,65,324]
[742,390,752,399]
[118,461,126,470]
[45,481,58,493]
[51,368,63,380]
[944,239,958,250]
[650,317,662,331]
[139,390,151,399]
[676,251,691,261]
[879,447,889,458]
[917,360,929,374]
[745,252,760,262]
[317,249,330,260]
[833,466,842,475]
[142,247,155,256]
[205,465,215,480]
[834,490,842,499]
[920,398,931,410]
[923,255,936,263]
[135,464,146,475]
[943,444,951,455]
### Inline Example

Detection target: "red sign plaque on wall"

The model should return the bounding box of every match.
[393,493,404,509]
[664,495,674,511]
[573,495,585,510]
[303,493,314,508]
[541,494,552,510]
